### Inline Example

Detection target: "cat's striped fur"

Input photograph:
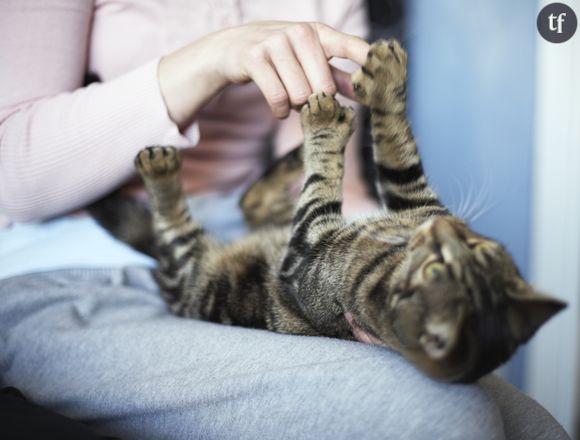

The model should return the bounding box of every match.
[92,39,565,383]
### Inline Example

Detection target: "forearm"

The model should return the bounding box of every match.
[0,0,196,222]
[158,39,228,129]
[0,60,193,223]
[0,7,371,223]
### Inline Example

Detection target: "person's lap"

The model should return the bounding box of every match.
[2,267,570,440]
[0,267,515,440]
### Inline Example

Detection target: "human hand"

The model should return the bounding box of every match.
[158,21,369,126]
[214,21,369,117]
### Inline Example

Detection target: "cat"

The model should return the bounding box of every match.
[90,39,566,383]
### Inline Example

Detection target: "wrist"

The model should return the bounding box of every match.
[157,41,226,129]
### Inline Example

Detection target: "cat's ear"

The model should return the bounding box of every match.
[506,288,566,343]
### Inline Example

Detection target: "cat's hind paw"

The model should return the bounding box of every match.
[135,146,181,178]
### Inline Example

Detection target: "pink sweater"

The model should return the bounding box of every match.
[0,0,368,228]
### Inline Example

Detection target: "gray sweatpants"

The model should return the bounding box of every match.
[0,267,569,440]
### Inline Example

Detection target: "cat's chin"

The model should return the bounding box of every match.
[404,334,481,383]
[408,356,470,383]
[343,311,479,383]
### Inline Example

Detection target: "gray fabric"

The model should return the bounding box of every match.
[0,268,568,440]
[0,187,570,439]
[480,376,570,440]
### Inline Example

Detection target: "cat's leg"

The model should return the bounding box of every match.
[352,39,448,217]
[240,145,303,229]
[138,147,285,329]
[135,146,215,315]
[277,93,355,332]
[292,93,354,237]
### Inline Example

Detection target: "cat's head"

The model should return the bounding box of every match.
[374,216,566,382]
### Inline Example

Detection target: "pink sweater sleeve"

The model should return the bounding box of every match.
[0,0,195,225]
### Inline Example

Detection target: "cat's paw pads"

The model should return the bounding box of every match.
[352,39,408,111]
[300,92,355,135]
[135,146,180,177]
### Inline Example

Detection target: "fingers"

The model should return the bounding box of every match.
[267,32,312,108]
[314,23,370,66]
[331,66,356,100]
[286,23,336,96]
[246,52,290,119]
[242,22,369,118]
[284,22,367,102]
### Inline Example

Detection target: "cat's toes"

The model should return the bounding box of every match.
[337,105,356,130]
[303,92,338,118]
[300,92,355,134]
[368,38,407,65]
[352,39,408,111]
[135,146,180,178]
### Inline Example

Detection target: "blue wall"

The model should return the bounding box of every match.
[407,0,537,387]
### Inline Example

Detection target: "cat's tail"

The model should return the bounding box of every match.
[87,191,156,258]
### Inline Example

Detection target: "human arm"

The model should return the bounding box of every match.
[0,2,370,223]
[0,0,193,223]
[157,21,370,125]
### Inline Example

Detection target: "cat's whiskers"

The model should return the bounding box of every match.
[450,175,466,219]
[452,174,475,220]
[463,177,496,224]
[451,174,496,224]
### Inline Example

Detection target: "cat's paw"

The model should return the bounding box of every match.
[352,39,408,112]
[300,92,355,138]
[135,146,181,178]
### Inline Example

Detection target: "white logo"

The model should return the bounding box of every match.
[537,3,577,43]
[548,12,567,33]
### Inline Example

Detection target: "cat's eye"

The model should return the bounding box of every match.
[467,239,483,248]
[390,290,414,308]
[424,262,447,280]
[468,240,495,252]
[474,241,502,258]
[472,241,498,267]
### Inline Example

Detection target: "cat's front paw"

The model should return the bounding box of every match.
[135,146,181,179]
[300,92,355,139]
[352,39,408,112]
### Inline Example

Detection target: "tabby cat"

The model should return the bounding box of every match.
[91,39,565,383]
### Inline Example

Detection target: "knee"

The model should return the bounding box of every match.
[438,383,505,440]
[295,349,505,440]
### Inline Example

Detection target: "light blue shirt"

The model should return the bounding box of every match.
[0,217,155,280]
[0,189,247,281]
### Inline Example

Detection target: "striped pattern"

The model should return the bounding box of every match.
[370,110,448,217]
[90,41,564,384]
[274,94,355,332]
[135,147,210,311]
